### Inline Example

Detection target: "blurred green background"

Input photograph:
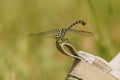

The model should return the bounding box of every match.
[0,0,120,80]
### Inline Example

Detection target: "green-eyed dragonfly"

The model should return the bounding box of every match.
[29,20,94,44]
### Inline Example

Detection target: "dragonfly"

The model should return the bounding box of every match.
[29,20,94,44]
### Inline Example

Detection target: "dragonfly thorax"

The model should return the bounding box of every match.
[53,29,68,43]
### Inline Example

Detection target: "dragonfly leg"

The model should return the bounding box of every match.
[65,39,69,43]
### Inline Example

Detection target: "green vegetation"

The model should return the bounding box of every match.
[0,0,120,80]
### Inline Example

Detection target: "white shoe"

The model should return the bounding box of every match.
[58,43,120,80]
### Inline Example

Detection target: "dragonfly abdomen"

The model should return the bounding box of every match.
[66,20,86,31]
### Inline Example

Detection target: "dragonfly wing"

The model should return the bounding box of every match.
[69,29,94,36]
[29,29,59,37]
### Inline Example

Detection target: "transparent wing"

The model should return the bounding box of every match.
[29,28,94,37]
[69,29,94,36]
[29,29,59,37]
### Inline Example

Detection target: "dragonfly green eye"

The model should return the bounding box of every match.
[54,34,60,40]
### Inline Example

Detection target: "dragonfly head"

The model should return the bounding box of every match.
[53,29,64,40]
[53,28,68,43]
[54,34,60,40]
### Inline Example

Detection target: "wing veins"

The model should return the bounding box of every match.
[29,29,59,36]
[69,29,94,36]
